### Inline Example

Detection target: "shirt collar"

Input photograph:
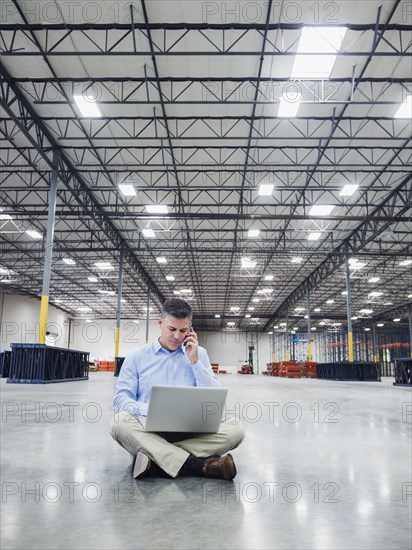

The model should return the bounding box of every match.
[152,338,184,355]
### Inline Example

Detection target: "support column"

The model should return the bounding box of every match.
[114,250,124,358]
[145,283,151,344]
[372,322,377,363]
[408,308,412,359]
[39,150,59,344]
[285,309,290,361]
[307,287,312,361]
[345,245,354,362]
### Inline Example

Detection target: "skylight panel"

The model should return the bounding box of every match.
[291,27,347,79]
[394,95,412,118]
[73,95,102,118]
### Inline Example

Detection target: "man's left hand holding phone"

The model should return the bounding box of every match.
[183,323,199,364]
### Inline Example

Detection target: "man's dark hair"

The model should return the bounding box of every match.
[161,298,192,320]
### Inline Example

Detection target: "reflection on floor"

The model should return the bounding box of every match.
[1,373,411,550]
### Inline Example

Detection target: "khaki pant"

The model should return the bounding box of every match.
[110,412,245,478]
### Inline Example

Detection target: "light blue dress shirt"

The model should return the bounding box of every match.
[113,338,220,417]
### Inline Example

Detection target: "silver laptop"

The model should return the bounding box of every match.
[142,385,228,433]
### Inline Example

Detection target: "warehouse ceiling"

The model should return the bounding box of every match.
[0,0,411,332]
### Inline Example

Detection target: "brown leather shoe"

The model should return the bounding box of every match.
[202,454,237,480]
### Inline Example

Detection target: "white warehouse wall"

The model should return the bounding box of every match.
[0,292,70,350]
[0,293,271,371]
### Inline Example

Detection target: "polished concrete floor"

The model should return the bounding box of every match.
[1,373,411,550]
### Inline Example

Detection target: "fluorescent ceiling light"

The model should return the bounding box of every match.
[408,294,412,299]
[319,321,326,326]
[364,328,371,332]
[248,307,255,311]
[341,290,347,295]
[258,184,274,196]
[279,322,287,326]
[384,302,393,306]
[180,289,192,293]
[77,306,92,312]
[73,95,102,118]
[95,262,113,270]
[118,183,136,197]
[368,277,380,283]
[227,322,235,327]
[146,205,168,214]
[248,229,260,238]
[295,307,305,311]
[273,325,279,329]
[309,204,335,216]
[314,308,321,312]
[245,314,251,318]
[393,318,401,322]
[264,275,274,281]
[98,289,115,296]
[360,309,373,314]
[291,257,302,264]
[142,229,156,238]
[308,232,321,241]
[173,290,181,295]
[351,316,358,320]
[394,95,412,118]
[241,257,257,269]
[133,320,139,324]
[311,327,317,331]
[166,275,175,281]
[252,298,260,303]
[369,291,383,297]
[278,91,302,117]
[349,258,359,264]
[326,299,334,304]
[53,299,62,303]
[214,314,221,318]
[349,262,367,270]
[291,26,347,79]
[85,319,92,323]
[0,208,12,220]
[88,276,98,282]
[63,258,76,266]
[377,323,384,327]
[399,259,412,266]
[230,306,240,311]
[156,257,167,264]
[26,229,42,240]
[340,184,359,196]
[292,326,299,331]
[268,331,273,335]
[261,288,273,294]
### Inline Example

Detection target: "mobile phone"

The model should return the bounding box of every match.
[183,323,193,346]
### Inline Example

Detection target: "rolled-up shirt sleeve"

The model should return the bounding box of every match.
[113,357,148,417]
[191,348,221,387]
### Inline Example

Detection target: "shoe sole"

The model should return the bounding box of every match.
[133,451,151,479]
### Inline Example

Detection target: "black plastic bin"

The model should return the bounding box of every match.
[0,350,12,378]
[316,361,381,382]
[7,344,89,384]
[393,358,412,386]
[114,357,125,377]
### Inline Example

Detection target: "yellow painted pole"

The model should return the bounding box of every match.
[114,327,120,358]
[38,296,49,344]
[348,331,354,362]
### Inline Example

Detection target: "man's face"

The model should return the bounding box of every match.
[158,315,191,352]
